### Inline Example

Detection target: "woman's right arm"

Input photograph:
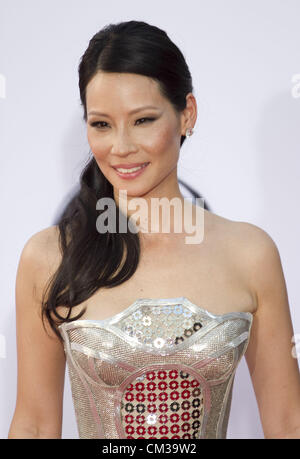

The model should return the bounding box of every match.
[8,226,66,438]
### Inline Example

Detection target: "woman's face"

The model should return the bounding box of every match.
[86,71,188,200]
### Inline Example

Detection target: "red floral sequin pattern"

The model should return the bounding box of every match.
[120,369,204,439]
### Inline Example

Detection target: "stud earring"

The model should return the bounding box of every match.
[185,128,194,137]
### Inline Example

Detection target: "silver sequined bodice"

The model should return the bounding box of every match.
[58,297,253,439]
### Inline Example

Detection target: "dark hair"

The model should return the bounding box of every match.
[41,20,209,341]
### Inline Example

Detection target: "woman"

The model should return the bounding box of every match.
[8,20,300,439]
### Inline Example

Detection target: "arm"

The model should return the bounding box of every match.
[8,227,66,438]
[243,224,300,438]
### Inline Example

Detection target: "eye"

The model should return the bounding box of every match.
[90,121,108,129]
[89,117,156,130]
[135,117,156,125]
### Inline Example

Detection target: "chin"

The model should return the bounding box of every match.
[116,186,150,198]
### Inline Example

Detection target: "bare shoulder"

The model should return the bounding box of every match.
[228,218,282,283]
[22,225,61,256]
[19,225,62,302]
[206,210,278,252]
[229,218,280,258]
[23,225,61,260]
[208,211,283,309]
[229,220,285,302]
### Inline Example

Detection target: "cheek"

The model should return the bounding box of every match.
[146,123,178,158]
[87,129,108,159]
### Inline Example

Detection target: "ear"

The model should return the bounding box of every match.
[180,92,197,135]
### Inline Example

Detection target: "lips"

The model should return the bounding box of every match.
[112,162,149,169]
[112,161,150,179]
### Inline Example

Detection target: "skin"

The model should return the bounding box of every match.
[8,72,300,439]
[85,71,197,238]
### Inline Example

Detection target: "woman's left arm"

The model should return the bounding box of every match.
[243,223,300,439]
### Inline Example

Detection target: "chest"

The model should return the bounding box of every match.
[72,236,256,321]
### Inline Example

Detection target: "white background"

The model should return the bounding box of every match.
[1,0,299,439]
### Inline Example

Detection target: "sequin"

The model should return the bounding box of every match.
[136,404,146,414]
[146,414,157,424]
[184,328,193,337]
[148,404,157,413]
[180,371,189,379]
[155,327,164,336]
[148,393,157,402]
[147,381,156,391]
[183,309,193,318]
[125,403,134,412]
[142,316,152,326]
[181,380,190,389]
[136,414,145,424]
[113,304,207,349]
[147,371,155,381]
[58,296,253,439]
[183,319,193,328]
[158,370,167,379]
[125,414,134,424]
[193,420,200,429]
[153,337,165,348]
[158,381,167,391]
[133,310,142,320]
[159,414,168,424]
[170,413,179,423]
[166,314,175,323]
[143,328,152,337]
[192,398,201,408]
[120,364,206,437]
[181,400,191,410]
[135,395,144,405]
[170,402,180,412]
[158,392,168,401]
[169,370,178,379]
[175,336,184,345]
[181,412,190,421]
[192,388,201,397]
[170,380,179,390]
[148,426,157,435]
[174,305,183,314]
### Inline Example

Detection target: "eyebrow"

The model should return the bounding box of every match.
[88,105,160,117]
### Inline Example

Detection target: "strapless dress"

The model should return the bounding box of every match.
[58,297,253,439]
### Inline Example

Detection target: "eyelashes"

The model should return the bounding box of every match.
[89,117,156,130]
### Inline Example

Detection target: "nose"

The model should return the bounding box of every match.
[110,128,138,155]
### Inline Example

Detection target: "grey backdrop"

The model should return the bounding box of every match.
[1,0,300,439]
